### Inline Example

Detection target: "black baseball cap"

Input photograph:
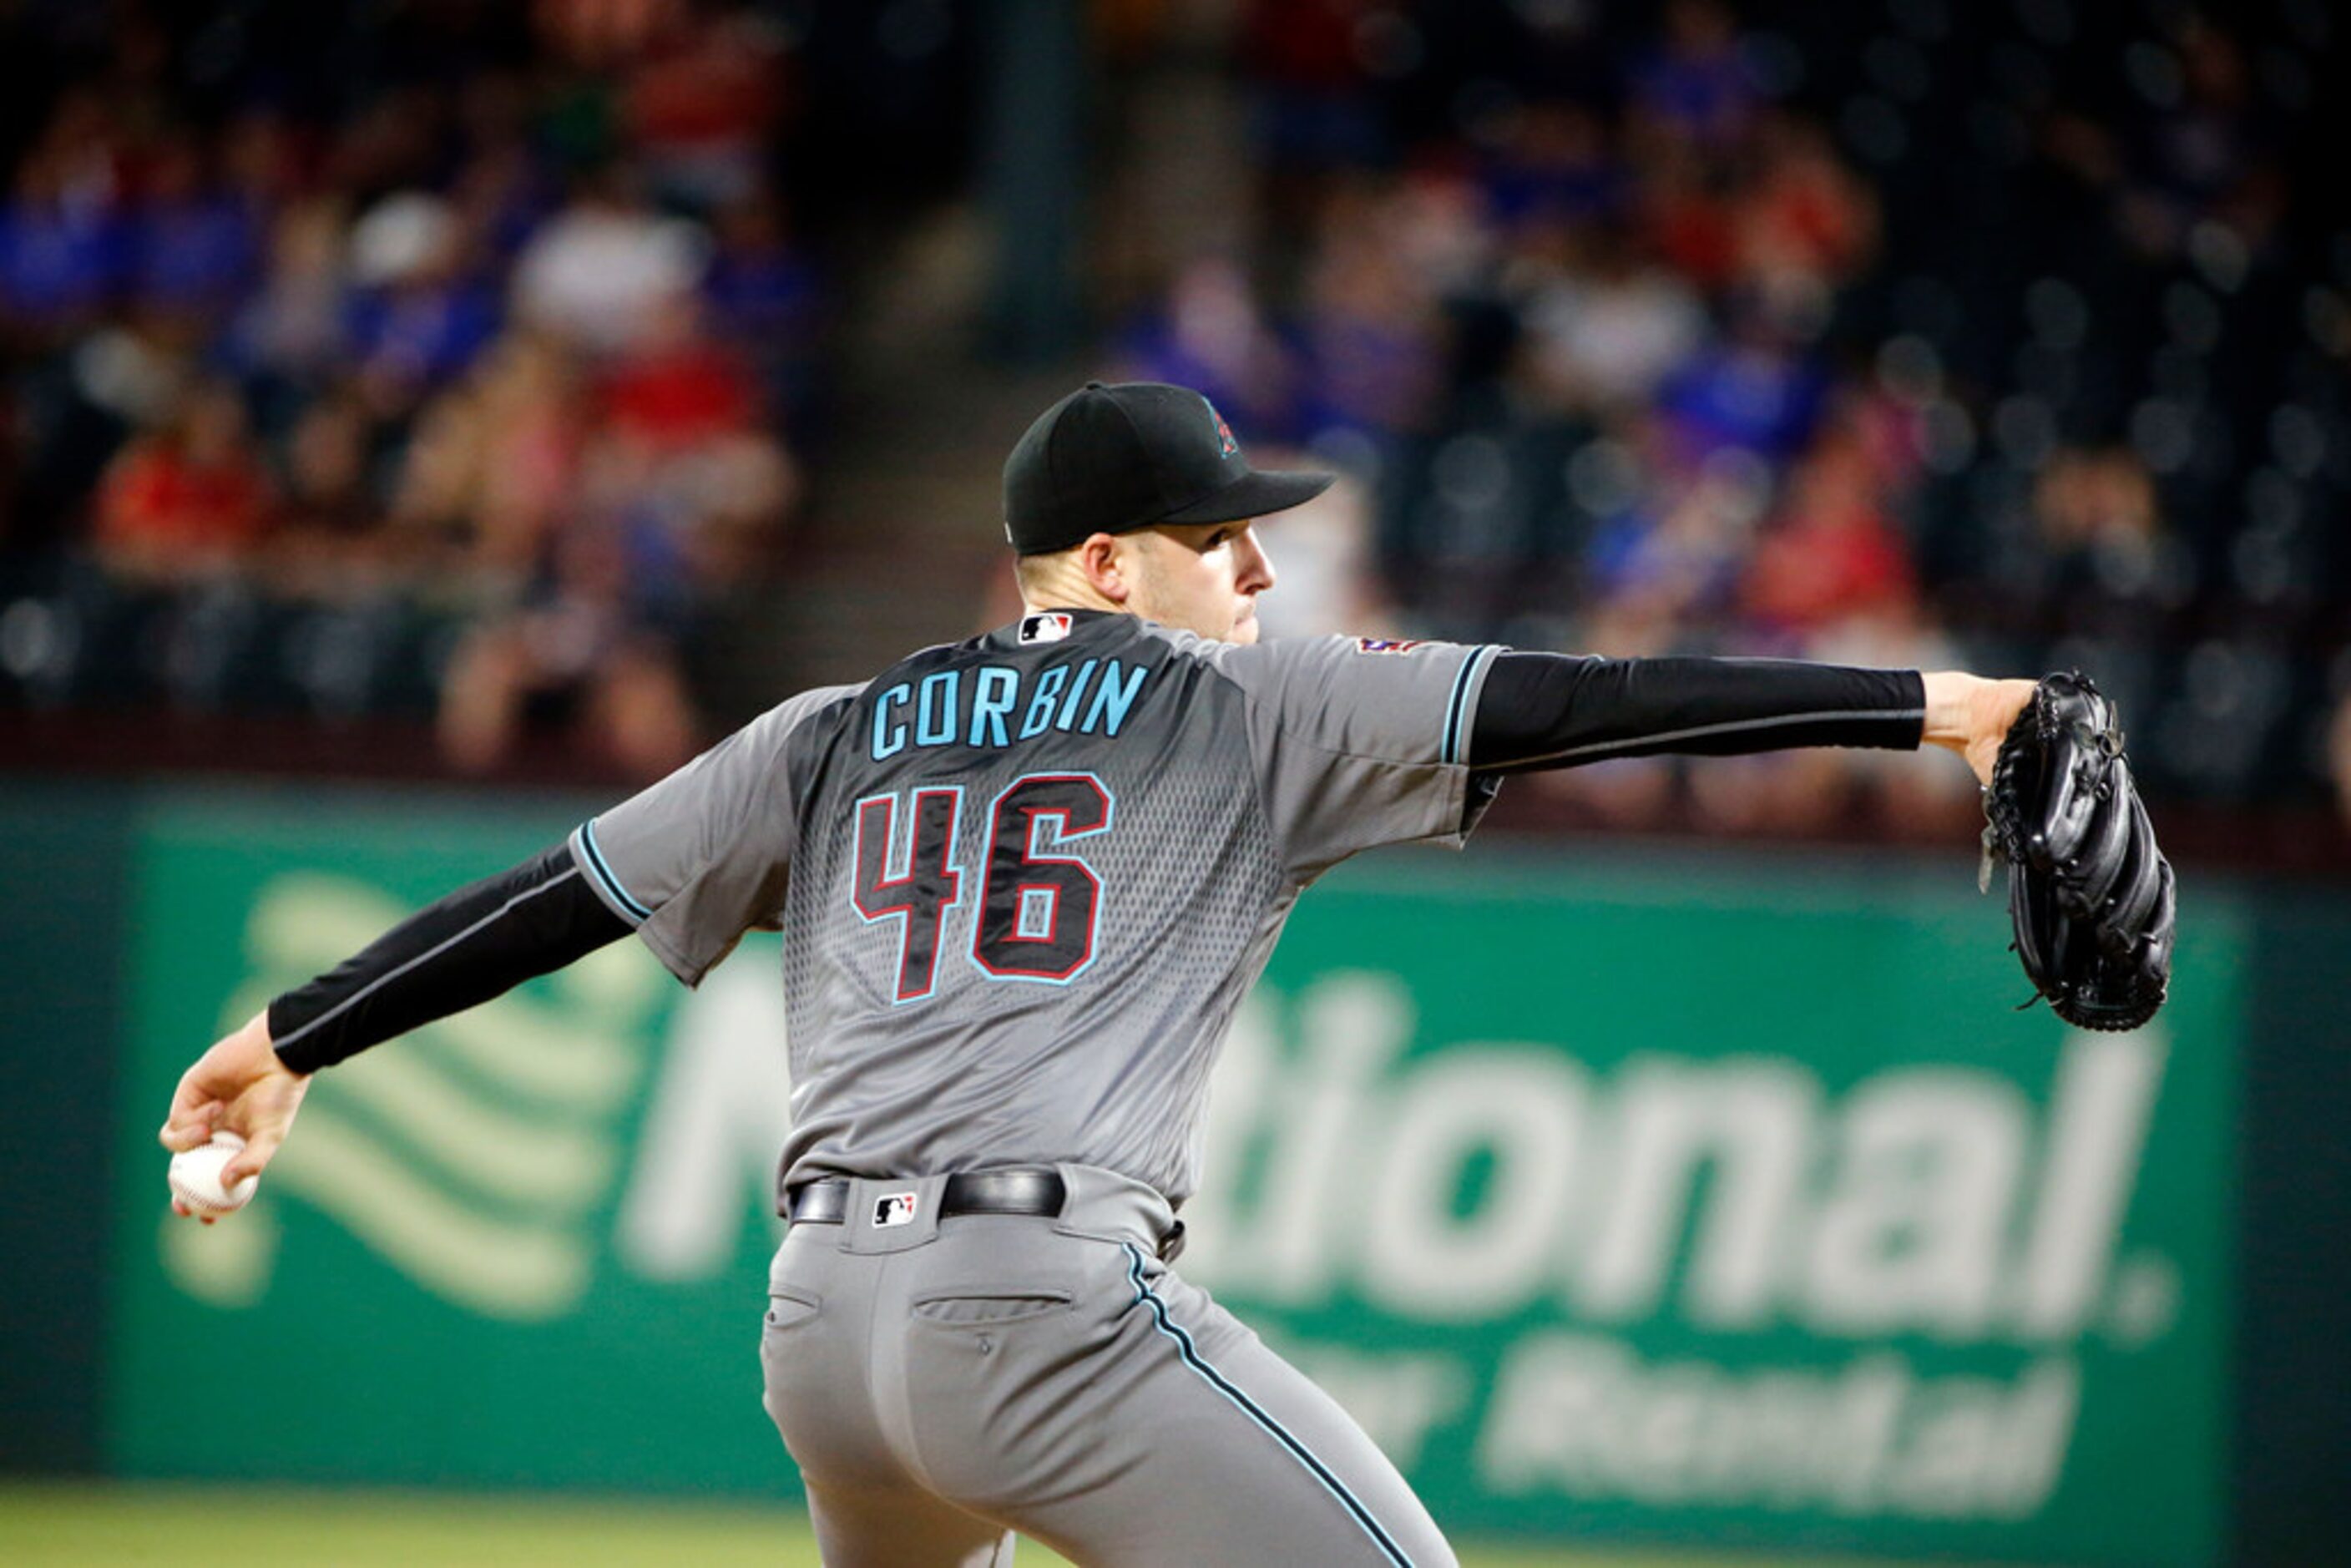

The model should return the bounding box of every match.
[1003,382,1334,555]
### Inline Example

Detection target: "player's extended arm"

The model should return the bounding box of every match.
[158,842,629,1203]
[1468,654,2031,787]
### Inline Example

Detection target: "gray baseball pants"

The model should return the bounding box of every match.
[759,1164,1457,1567]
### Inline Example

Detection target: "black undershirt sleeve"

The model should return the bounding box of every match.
[1468,652,1927,775]
[267,842,631,1075]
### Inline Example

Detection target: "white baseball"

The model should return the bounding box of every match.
[169,1130,259,1215]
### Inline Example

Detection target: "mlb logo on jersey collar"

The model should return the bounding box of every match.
[1020,613,1074,644]
[874,1191,918,1227]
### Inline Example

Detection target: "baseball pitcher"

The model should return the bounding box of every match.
[164,382,2072,1566]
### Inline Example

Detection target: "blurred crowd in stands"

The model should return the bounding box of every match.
[3,0,2347,835]
[0,0,819,776]
[1110,0,2349,831]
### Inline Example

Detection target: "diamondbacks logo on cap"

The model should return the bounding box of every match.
[1354,638,1427,655]
[1019,613,1074,644]
[1199,394,1239,459]
[874,1192,918,1227]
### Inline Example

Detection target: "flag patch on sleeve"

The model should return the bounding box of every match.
[1354,638,1426,654]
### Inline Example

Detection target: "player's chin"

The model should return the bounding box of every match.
[1228,607,1261,645]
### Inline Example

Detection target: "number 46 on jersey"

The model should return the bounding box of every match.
[851,772,1114,1002]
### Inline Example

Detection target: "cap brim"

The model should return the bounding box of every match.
[1155,467,1335,528]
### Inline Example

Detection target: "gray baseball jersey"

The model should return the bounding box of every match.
[571,609,1500,1205]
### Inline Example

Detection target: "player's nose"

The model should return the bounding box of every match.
[1236,526,1276,594]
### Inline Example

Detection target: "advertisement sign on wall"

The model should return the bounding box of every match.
[109,797,2239,1564]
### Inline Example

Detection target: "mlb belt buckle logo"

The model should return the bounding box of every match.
[1019,613,1074,645]
[874,1191,919,1227]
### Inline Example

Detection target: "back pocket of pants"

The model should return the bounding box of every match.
[910,1288,1074,1327]
[764,1289,822,1333]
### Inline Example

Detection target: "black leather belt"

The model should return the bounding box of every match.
[784,1169,1067,1225]
[781,1169,1187,1262]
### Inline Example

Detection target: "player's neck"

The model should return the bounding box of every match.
[1019,584,1123,619]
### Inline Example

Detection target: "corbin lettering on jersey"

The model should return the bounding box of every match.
[870,657,1155,760]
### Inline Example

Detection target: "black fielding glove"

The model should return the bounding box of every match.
[1979,671,2177,1031]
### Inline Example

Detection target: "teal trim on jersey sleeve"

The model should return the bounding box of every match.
[572,820,653,921]
[1441,645,1499,767]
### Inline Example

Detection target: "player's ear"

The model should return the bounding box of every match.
[1078,533,1133,604]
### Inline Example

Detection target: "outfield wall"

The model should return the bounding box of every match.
[4,780,2343,1565]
